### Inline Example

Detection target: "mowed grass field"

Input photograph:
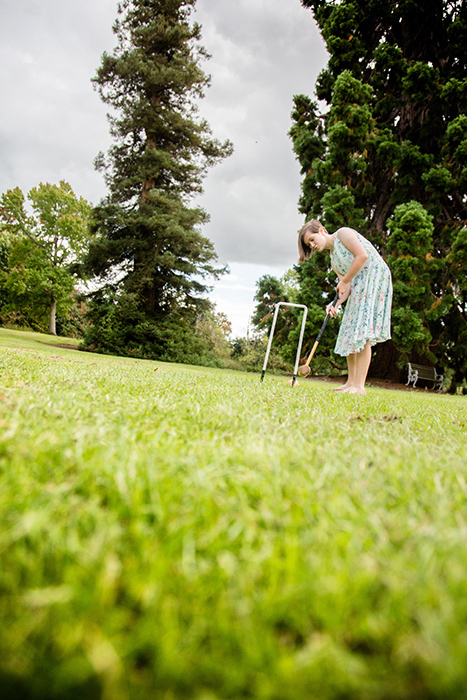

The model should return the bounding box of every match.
[1,327,467,700]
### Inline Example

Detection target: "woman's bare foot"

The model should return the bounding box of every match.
[341,386,366,395]
[332,382,350,392]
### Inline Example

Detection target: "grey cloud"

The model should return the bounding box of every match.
[0,0,327,269]
[0,0,115,202]
[194,0,327,266]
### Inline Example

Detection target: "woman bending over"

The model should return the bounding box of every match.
[298,220,392,395]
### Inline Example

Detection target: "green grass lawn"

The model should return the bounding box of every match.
[1,327,467,700]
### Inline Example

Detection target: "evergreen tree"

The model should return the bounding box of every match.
[386,200,448,361]
[291,0,467,385]
[82,0,232,361]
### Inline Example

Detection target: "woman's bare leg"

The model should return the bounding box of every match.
[342,341,371,395]
[333,353,357,391]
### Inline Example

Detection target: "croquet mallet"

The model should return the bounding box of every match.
[298,292,339,377]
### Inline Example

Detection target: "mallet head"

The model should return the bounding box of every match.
[298,364,311,377]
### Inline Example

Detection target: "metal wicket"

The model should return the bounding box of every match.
[260,302,308,386]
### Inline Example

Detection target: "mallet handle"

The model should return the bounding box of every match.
[304,340,319,367]
[303,292,339,367]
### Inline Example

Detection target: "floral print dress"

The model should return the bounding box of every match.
[330,229,392,356]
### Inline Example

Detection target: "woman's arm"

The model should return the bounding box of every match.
[335,227,368,301]
[327,267,351,317]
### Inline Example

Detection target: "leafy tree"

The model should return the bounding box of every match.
[291,0,467,385]
[194,310,233,366]
[0,228,11,312]
[214,311,232,338]
[250,274,300,366]
[231,335,290,374]
[81,0,232,361]
[0,182,91,334]
[251,275,290,333]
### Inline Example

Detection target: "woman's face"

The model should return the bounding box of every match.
[304,227,326,253]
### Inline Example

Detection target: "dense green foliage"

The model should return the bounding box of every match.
[0,182,91,334]
[251,275,289,333]
[1,331,467,699]
[82,0,232,362]
[82,289,232,367]
[286,0,467,383]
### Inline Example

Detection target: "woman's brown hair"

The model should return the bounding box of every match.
[298,219,323,262]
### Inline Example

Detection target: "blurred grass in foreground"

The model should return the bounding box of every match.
[1,328,467,699]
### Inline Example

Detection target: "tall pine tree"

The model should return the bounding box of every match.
[290,0,467,385]
[82,0,232,361]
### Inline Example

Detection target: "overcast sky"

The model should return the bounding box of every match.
[0,0,328,337]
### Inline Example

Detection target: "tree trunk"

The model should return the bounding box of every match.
[48,295,57,335]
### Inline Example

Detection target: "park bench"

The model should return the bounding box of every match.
[406,363,444,391]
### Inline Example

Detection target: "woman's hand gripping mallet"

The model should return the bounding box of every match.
[298,292,339,377]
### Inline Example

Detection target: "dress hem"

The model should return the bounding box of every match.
[334,334,392,356]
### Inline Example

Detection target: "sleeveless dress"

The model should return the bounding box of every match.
[330,229,392,356]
